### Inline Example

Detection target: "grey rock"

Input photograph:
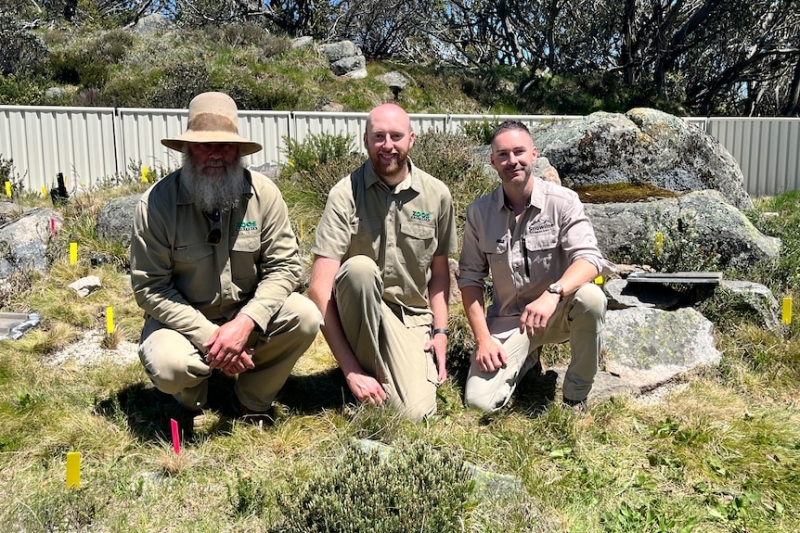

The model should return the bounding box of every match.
[68,275,102,298]
[605,278,686,310]
[716,280,784,335]
[0,201,30,222]
[586,190,780,271]
[248,162,281,179]
[131,13,173,36]
[321,40,362,63]
[602,307,721,389]
[448,257,461,304]
[291,36,314,49]
[96,194,142,248]
[0,208,62,279]
[376,71,408,92]
[331,56,366,77]
[44,87,67,100]
[531,108,752,211]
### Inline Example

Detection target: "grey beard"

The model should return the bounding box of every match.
[182,153,246,214]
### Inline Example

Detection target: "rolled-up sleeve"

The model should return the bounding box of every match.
[457,202,490,289]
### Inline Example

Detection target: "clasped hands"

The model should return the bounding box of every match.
[203,314,256,376]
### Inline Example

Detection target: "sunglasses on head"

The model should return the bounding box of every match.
[205,210,221,244]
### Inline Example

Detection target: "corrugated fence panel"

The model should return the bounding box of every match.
[0,105,116,193]
[117,108,187,176]
[238,111,292,165]
[410,113,448,135]
[708,118,800,197]
[294,112,369,152]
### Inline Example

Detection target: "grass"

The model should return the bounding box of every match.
[0,178,799,531]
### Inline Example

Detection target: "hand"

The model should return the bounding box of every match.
[345,370,387,405]
[474,336,507,374]
[220,348,255,376]
[520,293,560,337]
[204,314,256,371]
[424,334,448,383]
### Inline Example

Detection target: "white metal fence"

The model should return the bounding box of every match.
[0,105,797,197]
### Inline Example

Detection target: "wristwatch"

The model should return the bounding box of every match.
[547,283,564,300]
[432,328,451,337]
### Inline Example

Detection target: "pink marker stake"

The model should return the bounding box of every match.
[50,217,56,237]
[170,418,181,454]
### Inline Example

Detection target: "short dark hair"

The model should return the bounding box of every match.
[490,120,532,145]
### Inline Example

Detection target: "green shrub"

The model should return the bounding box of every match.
[227,471,267,519]
[279,133,362,205]
[460,119,498,145]
[0,12,49,77]
[277,441,474,533]
[411,130,497,240]
[0,74,46,105]
[151,61,212,109]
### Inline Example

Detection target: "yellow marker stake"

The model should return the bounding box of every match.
[5,182,11,197]
[41,185,48,197]
[594,276,604,286]
[141,165,149,183]
[783,297,793,325]
[106,307,115,334]
[66,452,81,489]
[70,242,78,265]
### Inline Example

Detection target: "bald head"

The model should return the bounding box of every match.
[366,103,413,134]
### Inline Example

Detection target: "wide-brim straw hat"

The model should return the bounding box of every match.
[161,92,262,156]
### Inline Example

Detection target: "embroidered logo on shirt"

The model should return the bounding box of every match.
[528,219,555,234]
[411,210,431,222]
[237,221,258,232]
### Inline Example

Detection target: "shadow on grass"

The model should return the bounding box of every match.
[277,367,352,412]
[514,369,559,416]
[93,372,240,444]
[93,369,352,444]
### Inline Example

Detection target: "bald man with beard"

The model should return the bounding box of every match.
[309,103,457,421]
[131,92,321,423]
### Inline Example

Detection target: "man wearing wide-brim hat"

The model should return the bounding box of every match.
[130,92,321,424]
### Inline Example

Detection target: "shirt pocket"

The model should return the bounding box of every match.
[173,244,215,302]
[524,231,558,273]
[230,233,261,295]
[350,217,381,260]
[400,221,436,266]
[480,238,509,279]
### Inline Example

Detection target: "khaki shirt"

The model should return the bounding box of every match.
[130,169,301,351]
[458,178,613,331]
[312,159,457,325]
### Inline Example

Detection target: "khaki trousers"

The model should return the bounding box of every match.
[139,292,321,412]
[465,283,606,412]
[335,256,439,421]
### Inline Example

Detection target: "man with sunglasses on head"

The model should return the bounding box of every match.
[131,92,321,423]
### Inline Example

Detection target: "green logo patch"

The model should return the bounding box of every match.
[411,210,431,222]
[237,221,258,232]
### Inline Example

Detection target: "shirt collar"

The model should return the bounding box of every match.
[492,176,545,212]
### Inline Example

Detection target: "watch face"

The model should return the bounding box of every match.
[548,284,563,294]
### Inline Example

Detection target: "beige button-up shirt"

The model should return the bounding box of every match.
[130,169,302,351]
[312,159,457,326]
[458,177,612,332]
